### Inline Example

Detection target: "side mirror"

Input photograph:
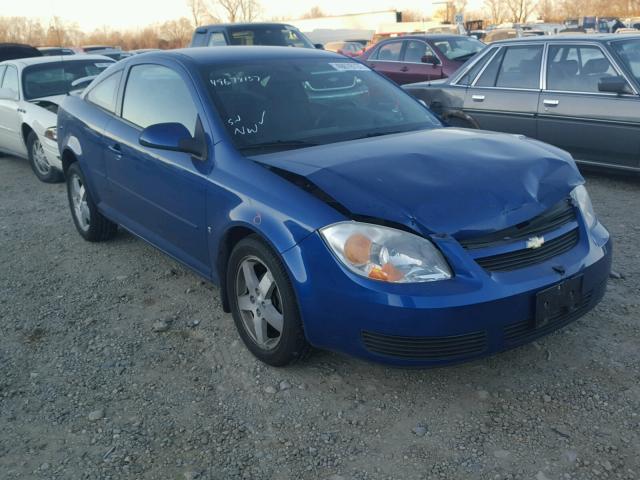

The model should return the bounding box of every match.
[139,122,206,160]
[0,87,18,101]
[598,75,632,94]
[421,54,441,66]
[314,43,324,50]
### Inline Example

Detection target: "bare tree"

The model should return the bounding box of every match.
[537,0,559,22]
[484,0,507,24]
[187,0,207,26]
[505,0,536,23]
[453,0,469,15]
[301,6,325,19]
[240,0,261,22]
[215,0,260,22]
[401,10,426,22]
[161,17,194,48]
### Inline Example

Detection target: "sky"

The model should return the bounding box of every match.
[2,0,479,31]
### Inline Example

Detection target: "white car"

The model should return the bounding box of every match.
[0,55,114,182]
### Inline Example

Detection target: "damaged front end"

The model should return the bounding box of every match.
[32,99,59,114]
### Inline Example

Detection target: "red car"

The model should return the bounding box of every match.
[324,41,365,57]
[359,34,484,85]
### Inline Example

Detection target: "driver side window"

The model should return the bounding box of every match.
[122,64,198,135]
[403,40,436,63]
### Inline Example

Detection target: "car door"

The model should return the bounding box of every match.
[103,62,211,275]
[538,43,640,170]
[0,65,26,156]
[398,40,444,84]
[80,69,124,203]
[462,44,543,138]
[366,40,405,84]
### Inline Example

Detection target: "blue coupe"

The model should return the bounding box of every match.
[57,47,612,367]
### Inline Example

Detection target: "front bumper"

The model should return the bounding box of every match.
[42,137,62,170]
[283,221,612,366]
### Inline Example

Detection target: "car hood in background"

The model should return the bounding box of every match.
[254,128,583,239]
[30,94,66,114]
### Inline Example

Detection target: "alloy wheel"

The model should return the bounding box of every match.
[235,256,284,350]
[32,138,51,176]
[70,173,91,232]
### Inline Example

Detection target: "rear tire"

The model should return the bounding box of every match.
[227,235,311,366]
[66,162,117,242]
[27,131,63,183]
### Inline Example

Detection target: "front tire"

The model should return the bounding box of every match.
[227,236,311,366]
[66,162,117,242]
[27,131,63,183]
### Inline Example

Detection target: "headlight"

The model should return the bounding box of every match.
[44,127,57,141]
[320,222,452,283]
[571,185,596,229]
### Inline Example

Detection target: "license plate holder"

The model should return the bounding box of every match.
[535,275,584,328]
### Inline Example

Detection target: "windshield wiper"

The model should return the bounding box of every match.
[238,140,319,153]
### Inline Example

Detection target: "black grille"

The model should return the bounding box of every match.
[362,330,487,360]
[503,290,594,346]
[460,199,576,250]
[475,228,579,272]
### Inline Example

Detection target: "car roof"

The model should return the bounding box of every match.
[196,22,295,30]
[381,34,467,41]
[138,46,344,66]
[493,33,640,44]
[4,54,115,67]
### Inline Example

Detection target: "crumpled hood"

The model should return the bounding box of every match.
[30,94,66,114]
[254,128,583,239]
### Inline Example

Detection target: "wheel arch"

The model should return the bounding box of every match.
[21,123,34,147]
[216,225,261,312]
[61,148,78,175]
[441,109,480,129]
[216,223,300,313]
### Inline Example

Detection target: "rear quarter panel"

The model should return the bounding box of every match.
[57,95,115,205]
[403,83,467,121]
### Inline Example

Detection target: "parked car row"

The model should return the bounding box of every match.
[0,25,624,368]
[46,46,611,368]
[404,35,640,173]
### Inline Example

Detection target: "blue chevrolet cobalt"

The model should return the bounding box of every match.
[57,47,611,367]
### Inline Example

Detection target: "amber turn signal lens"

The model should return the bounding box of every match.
[344,233,371,265]
[367,263,404,282]
[381,262,404,282]
[368,265,388,280]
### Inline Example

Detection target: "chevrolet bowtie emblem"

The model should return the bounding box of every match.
[526,236,545,249]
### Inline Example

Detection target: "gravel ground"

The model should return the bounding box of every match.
[0,155,638,480]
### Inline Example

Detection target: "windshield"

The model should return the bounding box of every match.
[23,60,114,100]
[611,39,640,85]
[201,58,441,154]
[227,26,314,48]
[433,37,485,61]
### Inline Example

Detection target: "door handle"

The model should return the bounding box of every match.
[543,99,560,106]
[471,95,485,102]
[108,143,122,156]
[400,66,409,72]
